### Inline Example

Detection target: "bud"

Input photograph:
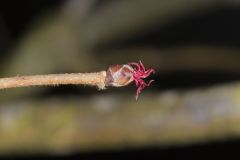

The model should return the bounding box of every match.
[105,64,134,87]
[105,61,155,100]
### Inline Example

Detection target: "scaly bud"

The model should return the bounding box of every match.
[105,61,155,100]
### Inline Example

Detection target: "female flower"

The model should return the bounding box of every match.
[105,61,155,100]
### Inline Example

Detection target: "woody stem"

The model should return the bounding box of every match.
[0,71,107,90]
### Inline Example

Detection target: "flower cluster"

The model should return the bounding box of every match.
[105,61,155,100]
[129,61,155,100]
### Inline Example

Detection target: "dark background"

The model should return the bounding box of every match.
[0,0,240,159]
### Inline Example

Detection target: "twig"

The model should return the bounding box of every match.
[0,72,107,90]
[0,61,154,99]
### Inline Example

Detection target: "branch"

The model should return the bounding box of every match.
[0,71,107,90]
[0,61,155,100]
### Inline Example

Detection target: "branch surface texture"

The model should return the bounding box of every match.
[0,72,107,90]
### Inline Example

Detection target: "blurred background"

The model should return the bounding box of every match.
[0,0,240,159]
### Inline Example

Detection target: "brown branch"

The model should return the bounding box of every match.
[0,62,154,101]
[0,71,107,90]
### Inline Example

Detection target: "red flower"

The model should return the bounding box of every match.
[129,61,155,100]
[105,61,155,100]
